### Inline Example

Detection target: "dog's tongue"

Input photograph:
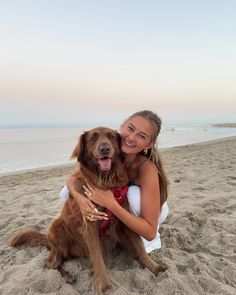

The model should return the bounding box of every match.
[98,158,112,171]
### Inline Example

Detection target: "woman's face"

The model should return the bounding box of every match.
[120,116,154,155]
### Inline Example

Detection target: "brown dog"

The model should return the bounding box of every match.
[9,127,166,294]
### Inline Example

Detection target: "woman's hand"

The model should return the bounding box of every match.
[73,192,108,222]
[83,180,116,210]
[67,173,108,222]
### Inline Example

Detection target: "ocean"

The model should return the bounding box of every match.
[0,124,236,175]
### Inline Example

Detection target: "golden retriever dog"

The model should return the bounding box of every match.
[9,127,166,294]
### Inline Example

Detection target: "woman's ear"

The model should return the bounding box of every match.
[147,140,154,150]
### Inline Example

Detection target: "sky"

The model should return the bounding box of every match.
[0,0,236,127]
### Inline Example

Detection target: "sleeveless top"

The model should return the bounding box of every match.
[126,157,169,253]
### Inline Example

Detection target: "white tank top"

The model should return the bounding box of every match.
[127,185,169,253]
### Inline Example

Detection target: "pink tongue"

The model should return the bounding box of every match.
[99,158,111,170]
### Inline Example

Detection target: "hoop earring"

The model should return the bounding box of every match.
[143,149,148,155]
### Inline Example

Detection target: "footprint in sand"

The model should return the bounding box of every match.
[227,181,236,186]
[176,263,188,275]
[23,201,34,209]
[174,179,181,183]
[193,186,205,191]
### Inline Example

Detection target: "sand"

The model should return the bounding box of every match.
[0,137,236,295]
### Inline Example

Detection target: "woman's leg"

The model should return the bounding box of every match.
[60,185,69,203]
[127,185,169,253]
[159,201,169,225]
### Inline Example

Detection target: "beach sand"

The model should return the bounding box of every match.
[0,137,236,295]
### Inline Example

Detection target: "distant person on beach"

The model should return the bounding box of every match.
[60,110,169,253]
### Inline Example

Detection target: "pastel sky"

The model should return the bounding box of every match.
[1,0,236,127]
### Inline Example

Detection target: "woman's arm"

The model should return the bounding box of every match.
[85,161,161,240]
[67,166,108,220]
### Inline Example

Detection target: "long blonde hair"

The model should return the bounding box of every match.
[123,110,168,206]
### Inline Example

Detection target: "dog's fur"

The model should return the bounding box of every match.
[9,127,166,294]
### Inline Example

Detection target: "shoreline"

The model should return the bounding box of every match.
[0,161,75,178]
[1,135,236,178]
[212,123,236,128]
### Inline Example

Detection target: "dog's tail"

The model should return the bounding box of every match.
[8,227,48,248]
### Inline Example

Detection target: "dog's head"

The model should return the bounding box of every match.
[71,127,124,173]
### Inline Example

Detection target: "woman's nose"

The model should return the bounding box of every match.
[127,133,136,142]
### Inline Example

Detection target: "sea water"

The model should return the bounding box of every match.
[0,124,236,174]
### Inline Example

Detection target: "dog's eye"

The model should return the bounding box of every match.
[90,135,97,142]
[107,133,115,140]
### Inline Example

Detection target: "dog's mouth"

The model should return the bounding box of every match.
[98,157,112,171]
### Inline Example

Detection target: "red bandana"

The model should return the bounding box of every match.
[99,185,128,236]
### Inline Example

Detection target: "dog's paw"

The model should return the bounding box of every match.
[63,270,75,283]
[57,267,76,283]
[89,268,94,276]
[96,276,112,295]
[154,262,168,275]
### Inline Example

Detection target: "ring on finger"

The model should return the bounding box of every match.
[85,191,92,197]
[87,191,91,196]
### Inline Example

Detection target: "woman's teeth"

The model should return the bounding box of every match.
[124,139,135,147]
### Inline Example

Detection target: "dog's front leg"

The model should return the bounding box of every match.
[83,223,112,294]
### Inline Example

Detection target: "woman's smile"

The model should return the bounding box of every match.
[123,138,136,148]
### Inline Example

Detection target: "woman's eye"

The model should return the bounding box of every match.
[139,134,146,140]
[127,126,133,131]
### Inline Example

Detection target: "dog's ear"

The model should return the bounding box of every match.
[77,132,87,162]
[116,132,122,149]
[70,142,80,159]
[70,132,87,161]
[115,132,126,161]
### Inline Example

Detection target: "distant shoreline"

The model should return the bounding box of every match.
[212,123,236,128]
[1,122,236,129]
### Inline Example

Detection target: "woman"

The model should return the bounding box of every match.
[60,110,169,253]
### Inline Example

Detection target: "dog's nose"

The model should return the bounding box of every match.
[99,143,110,155]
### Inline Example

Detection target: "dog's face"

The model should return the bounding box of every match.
[72,127,123,172]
